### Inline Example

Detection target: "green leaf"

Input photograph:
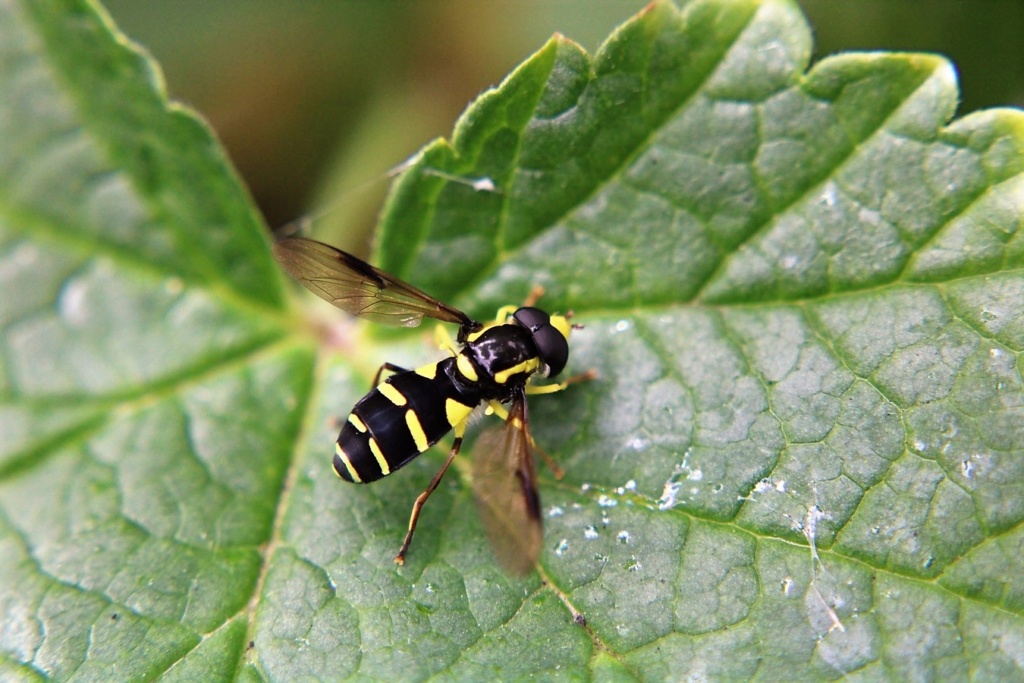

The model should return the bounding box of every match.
[2,0,1023,680]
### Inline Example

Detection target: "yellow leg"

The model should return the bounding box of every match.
[485,400,509,420]
[434,323,459,356]
[525,383,566,396]
[526,369,598,395]
[492,305,518,324]
[492,286,546,326]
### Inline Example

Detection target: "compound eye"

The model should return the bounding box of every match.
[513,306,568,377]
[512,306,549,330]
[532,325,568,377]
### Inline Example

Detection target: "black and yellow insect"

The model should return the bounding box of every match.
[273,236,591,573]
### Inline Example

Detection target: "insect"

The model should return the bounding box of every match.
[273,236,592,573]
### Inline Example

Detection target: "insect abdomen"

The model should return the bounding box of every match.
[333,357,479,483]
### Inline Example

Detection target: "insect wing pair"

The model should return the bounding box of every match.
[273,236,580,574]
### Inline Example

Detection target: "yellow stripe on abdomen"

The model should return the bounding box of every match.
[414,362,438,380]
[406,409,430,452]
[378,382,407,406]
[445,398,474,429]
[348,414,368,433]
[334,442,362,482]
[368,437,391,476]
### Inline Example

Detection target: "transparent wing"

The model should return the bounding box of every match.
[272,236,474,328]
[472,395,542,575]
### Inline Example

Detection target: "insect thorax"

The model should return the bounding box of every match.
[458,324,541,398]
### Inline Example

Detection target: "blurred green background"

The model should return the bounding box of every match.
[103,0,1024,254]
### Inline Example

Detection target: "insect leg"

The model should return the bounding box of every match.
[482,305,515,326]
[485,400,509,420]
[488,285,547,327]
[394,430,465,565]
[371,362,410,387]
[484,400,563,479]
[521,284,545,307]
[434,324,460,356]
[525,369,598,395]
